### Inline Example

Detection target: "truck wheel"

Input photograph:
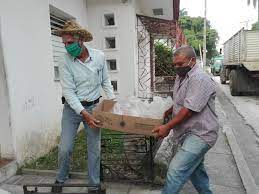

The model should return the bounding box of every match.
[256,80,259,95]
[220,68,227,84]
[229,70,240,96]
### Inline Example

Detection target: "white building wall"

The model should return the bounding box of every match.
[135,0,144,15]
[0,19,13,159]
[0,0,88,163]
[0,0,174,163]
[86,0,138,97]
[49,0,88,27]
[136,0,174,20]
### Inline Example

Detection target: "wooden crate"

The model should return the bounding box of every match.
[93,100,163,136]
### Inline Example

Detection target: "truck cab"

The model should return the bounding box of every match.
[210,55,224,76]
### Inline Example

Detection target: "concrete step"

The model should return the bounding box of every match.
[0,161,18,184]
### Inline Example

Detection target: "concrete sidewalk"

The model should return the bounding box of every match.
[215,79,259,193]
[0,99,245,194]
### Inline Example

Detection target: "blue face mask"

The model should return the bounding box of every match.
[65,42,83,57]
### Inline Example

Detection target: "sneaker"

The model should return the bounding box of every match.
[51,180,63,193]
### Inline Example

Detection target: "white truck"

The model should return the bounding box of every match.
[220,28,259,96]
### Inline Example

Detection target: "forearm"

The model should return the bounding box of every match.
[80,109,90,116]
[81,107,101,128]
[102,80,115,99]
[165,107,192,130]
[63,89,84,115]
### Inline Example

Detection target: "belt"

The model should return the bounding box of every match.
[62,96,101,107]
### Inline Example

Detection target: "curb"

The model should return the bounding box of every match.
[223,125,259,194]
[21,168,87,179]
[218,101,259,194]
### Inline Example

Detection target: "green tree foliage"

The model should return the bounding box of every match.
[179,9,219,59]
[155,41,174,76]
[247,0,259,29]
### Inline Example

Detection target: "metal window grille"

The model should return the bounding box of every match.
[152,8,164,16]
[50,14,66,35]
[104,13,115,26]
[111,81,118,92]
[50,14,67,81]
[105,37,116,49]
[107,59,117,71]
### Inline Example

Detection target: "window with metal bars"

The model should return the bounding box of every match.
[104,13,115,26]
[107,59,117,71]
[111,80,118,92]
[105,37,116,49]
[50,14,67,81]
[50,14,66,35]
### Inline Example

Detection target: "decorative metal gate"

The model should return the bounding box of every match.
[101,132,155,183]
[137,14,177,99]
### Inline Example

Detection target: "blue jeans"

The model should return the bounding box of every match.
[162,134,212,194]
[56,103,101,185]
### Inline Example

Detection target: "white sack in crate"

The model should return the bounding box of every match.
[111,96,173,119]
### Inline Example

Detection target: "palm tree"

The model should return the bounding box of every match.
[247,0,259,20]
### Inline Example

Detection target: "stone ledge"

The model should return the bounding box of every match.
[0,161,18,184]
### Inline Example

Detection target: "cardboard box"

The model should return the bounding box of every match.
[93,100,163,136]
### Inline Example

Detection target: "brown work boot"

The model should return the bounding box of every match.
[51,180,63,193]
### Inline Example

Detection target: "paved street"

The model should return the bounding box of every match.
[214,76,259,138]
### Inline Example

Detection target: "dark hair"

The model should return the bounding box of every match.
[173,45,197,59]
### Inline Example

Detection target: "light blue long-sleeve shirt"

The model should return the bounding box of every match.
[59,47,115,115]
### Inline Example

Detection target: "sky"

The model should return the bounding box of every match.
[180,0,258,50]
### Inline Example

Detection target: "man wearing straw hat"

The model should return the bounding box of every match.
[52,21,115,193]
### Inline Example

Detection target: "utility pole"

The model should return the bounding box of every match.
[203,0,207,69]
[199,44,203,67]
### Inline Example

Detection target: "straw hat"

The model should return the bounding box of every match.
[53,20,93,42]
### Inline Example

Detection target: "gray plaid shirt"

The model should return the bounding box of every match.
[172,64,219,147]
